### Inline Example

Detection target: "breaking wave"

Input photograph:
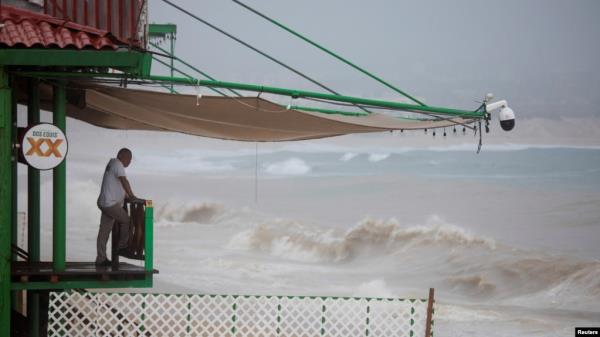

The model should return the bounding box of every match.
[155,202,226,227]
[228,216,496,263]
[225,213,600,310]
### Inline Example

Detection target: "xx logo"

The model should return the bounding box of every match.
[26,137,64,158]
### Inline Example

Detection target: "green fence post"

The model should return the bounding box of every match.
[365,301,371,336]
[410,299,416,337]
[321,302,326,336]
[231,299,237,335]
[0,66,13,337]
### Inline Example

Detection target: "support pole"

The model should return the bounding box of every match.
[170,35,175,94]
[52,81,66,272]
[424,288,435,337]
[28,78,41,337]
[10,83,17,261]
[10,71,18,314]
[0,66,13,337]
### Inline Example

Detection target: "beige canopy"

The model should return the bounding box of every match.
[37,84,469,141]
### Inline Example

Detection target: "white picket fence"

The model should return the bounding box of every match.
[48,291,434,337]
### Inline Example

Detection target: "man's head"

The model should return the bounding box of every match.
[117,148,132,167]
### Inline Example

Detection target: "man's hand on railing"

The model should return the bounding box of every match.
[126,196,146,204]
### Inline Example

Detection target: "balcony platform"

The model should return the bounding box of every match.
[11,261,157,290]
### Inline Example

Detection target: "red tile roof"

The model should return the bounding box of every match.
[0,5,125,50]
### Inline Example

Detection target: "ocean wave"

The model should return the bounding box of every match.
[340,152,359,161]
[446,275,497,296]
[155,202,225,227]
[368,153,390,162]
[494,258,600,310]
[227,216,496,263]
[264,157,311,175]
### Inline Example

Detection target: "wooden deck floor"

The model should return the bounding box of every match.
[12,261,157,284]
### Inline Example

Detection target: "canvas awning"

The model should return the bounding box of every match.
[35,83,470,141]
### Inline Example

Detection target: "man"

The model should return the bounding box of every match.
[95,148,137,266]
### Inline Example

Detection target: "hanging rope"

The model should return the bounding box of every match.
[231,0,427,107]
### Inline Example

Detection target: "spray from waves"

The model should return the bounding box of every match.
[264,157,311,175]
[228,216,496,263]
[353,279,395,298]
[155,202,226,227]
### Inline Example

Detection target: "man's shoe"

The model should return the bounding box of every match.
[95,259,111,267]
[117,248,134,258]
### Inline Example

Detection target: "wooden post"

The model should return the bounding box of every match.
[424,288,435,337]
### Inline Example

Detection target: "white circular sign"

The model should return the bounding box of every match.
[21,123,68,170]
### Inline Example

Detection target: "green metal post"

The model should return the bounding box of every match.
[10,74,17,314]
[52,82,66,272]
[170,37,175,94]
[144,203,153,273]
[0,66,13,337]
[27,78,41,337]
[10,86,17,260]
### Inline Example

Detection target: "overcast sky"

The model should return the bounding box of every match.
[148,0,600,118]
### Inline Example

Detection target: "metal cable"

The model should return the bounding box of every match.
[159,0,372,114]
[152,56,229,96]
[232,0,426,107]
[150,41,243,97]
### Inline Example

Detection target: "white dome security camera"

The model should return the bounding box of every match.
[485,99,515,131]
[498,106,515,131]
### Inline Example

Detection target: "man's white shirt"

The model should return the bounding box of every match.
[98,158,127,208]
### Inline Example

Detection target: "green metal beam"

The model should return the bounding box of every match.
[147,75,484,118]
[14,71,484,119]
[27,78,41,337]
[11,277,153,291]
[0,66,13,337]
[53,82,66,272]
[0,49,146,70]
[288,105,368,117]
[149,23,177,36]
